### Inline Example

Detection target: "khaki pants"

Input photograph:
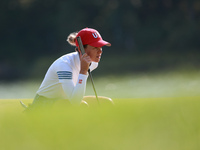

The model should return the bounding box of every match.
[25,95,113,111]
[32,94,66,106]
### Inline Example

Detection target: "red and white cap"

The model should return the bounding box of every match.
[75,28,111,47]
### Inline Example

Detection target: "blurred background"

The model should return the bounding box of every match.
[0,0,200,99]
[0,0,200,81]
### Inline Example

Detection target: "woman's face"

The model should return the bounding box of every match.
[84,45,103,62]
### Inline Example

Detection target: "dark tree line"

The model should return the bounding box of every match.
[0,0,200,80]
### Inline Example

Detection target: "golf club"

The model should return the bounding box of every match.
[77,36,100,104]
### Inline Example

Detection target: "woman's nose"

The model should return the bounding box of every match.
[98,48,102,54]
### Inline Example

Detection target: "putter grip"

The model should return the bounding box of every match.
[77,36,85,55]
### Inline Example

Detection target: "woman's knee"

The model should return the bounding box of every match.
[82,96,114,106]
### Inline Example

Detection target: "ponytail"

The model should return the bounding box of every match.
[66,32,78,46]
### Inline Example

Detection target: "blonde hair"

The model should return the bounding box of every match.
[67,32,78,46]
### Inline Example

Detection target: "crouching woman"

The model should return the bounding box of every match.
[22,28,113,111]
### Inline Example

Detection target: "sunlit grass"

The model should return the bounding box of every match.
[1,70,200,99]
[87,70,200,98]
[0,98,200,150]
[1,70,200,149]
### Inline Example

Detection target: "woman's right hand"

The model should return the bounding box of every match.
[80,53,91,75]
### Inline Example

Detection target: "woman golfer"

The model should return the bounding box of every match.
[22,27,113,110]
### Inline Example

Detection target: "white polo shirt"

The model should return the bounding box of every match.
[37,52,98,104]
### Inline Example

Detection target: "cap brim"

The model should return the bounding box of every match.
[89,40,111,47]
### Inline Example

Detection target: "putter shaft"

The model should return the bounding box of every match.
[88,70,99,104]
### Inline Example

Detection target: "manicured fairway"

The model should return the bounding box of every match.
[0,97,200,150]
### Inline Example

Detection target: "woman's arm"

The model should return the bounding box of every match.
[58,53,91,104]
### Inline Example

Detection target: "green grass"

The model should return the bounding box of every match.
[0,97,200,150]
[1,69,200,99]
[1,70,200,150]
[89,69,200,98]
